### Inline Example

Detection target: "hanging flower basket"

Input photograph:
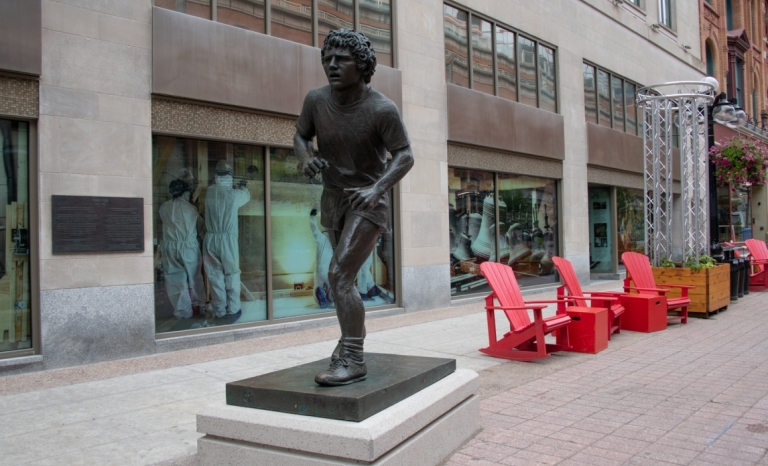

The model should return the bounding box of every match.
[708,136,768,187]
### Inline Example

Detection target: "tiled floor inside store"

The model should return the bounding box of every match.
[2,280,768,465]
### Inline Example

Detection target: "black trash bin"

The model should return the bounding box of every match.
[736,258,745,298]
[719,246,739,301]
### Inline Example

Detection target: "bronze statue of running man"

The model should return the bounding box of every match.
[294,29,414,386]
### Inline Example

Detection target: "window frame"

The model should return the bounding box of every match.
[658,0,675,31]
[443,0,559,113]
[584,61,641,135]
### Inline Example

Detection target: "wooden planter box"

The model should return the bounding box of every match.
[650,264,731,316]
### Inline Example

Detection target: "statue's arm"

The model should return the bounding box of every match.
[294,132,328,178]
[347,145,414,212]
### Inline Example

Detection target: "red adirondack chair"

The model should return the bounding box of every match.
[552,256,625,340]
[479,261,573,361]
[743,239,768,290]
[621,252,691,324]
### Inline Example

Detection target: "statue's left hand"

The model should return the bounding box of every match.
[345,185,383,212]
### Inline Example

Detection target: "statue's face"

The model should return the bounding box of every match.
[322,47,363,91]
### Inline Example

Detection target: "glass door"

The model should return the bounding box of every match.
[588,187,612,272]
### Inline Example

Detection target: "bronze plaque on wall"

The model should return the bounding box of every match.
[52,195,144,254]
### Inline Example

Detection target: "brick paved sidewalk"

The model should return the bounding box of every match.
[447,290,768,466]
[1,280,768,465]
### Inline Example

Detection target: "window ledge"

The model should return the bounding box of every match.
[703,2,718,16]
[623,1,646,15]
[0,354,42,368]
[653,22,678,38]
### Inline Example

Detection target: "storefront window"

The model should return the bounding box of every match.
[448,168,495,297]
[153,136,267,333]
[718,185,752,242]
[359,0,392,67]
[156,0,212,19]
[217,0,266,33]
[617,188,645,265]
[588,187,612,272]
[153,137,398,334]
[448,168,560,296]
[270,148,396,317]
[498,174,558,288]
[0,120,30,353]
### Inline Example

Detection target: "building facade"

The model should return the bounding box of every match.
[699,0,768,245]
[0,0,705,372]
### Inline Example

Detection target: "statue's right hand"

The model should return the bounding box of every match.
[303,158,329,178]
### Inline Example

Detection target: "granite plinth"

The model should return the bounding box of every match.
[226,353,456,421]
[198,369,480,465]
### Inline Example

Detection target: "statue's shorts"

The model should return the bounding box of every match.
[321,187,389,233]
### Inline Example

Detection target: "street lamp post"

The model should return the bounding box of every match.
[708,91,747,254]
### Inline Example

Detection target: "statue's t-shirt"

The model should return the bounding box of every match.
[296,85,410,231]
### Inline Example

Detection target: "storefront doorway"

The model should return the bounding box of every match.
[588,187,612,272]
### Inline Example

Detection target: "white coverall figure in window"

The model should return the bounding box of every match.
[356,252,381,300]
[203,160,250,320]
[159,179,205,319]
[309,208,334,308]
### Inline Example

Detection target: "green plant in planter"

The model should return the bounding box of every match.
[660,257,676,268]
[683,254,716,272]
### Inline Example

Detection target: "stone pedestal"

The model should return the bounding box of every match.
[197,369,479,465]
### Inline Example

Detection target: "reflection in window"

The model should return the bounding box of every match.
[319,0,354,52]
[718,185,752,242]
[625,82,637,136]
[156,0,211,19]
[498,174,558,288]
[444,5,469,88]
[597,70,611,128]
[0,120,30,353]
[496,27,516,102]
[441,4,557,113]
[583,64,597,124]
[153,136,267,333]
[518,36,537,107]
[448,168,560,295]
[271,0,313,46]
[448,168,495,297]
[217,0,266,33]
[471,17,494,95]
[611,75,624,131]
[538,44,556,113]
[270,148,396,318]
[359,0,392,67]
[617,188,645,266]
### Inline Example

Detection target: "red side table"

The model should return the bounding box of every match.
[618,294,667,332]
[557,306,608,354]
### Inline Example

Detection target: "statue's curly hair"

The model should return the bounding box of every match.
[320,29,377,84]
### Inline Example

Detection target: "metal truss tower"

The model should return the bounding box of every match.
[637,81,715,266]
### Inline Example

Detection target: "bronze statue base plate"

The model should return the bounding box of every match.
[226,353,456,422]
